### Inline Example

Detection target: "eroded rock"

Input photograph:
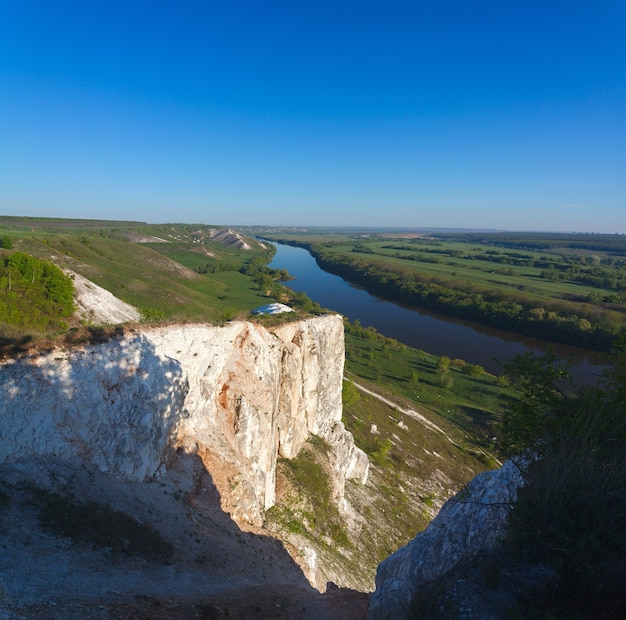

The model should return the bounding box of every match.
[368,458,526,620]
[0,315,368,528]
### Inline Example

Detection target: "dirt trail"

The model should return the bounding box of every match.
[348,379,459,444]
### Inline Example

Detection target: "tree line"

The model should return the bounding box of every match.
[306,244,624,352]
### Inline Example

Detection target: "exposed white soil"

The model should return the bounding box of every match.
[124,233,169,244]
[67,270,141,324]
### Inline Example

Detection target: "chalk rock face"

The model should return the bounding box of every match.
[0,315,368,526]
[368,458,526,620]
[147,315,368,523]
[0,334,186,480]
[67,269,141,324]
[273,320,369,486]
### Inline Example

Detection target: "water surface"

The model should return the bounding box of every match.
[269,243,608,383]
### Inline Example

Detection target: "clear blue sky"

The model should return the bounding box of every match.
[1,1,625,232]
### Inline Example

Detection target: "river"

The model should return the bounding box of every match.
[269,242,609,383]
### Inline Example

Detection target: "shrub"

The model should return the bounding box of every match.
[437,355,451,374]
[466,363,484,379]
[371,438,393,466]
[342,380,360,407]
[0,252,74,332]
[140,306,166,323]
[503,347,626,612]
[500,350,572,454]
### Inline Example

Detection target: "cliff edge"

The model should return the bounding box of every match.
[0,315,368,527]
[368,458,527,619]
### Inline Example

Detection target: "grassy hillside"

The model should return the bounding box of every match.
[267,319,514,588]
[0,218,293,347]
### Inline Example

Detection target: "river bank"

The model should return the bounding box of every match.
[269,242,609,384]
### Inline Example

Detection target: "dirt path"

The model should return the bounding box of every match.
[347,378,462,447]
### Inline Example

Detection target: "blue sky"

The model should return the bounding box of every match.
[1,1,625,232]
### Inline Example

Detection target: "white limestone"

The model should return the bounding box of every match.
[67,270,141,324]
[0,315,368,526]
[368,458,527,620]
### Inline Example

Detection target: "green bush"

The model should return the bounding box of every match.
[342,380,360,407]
[139,306,166,323]
[280,441,351,548]
[0,251,74,332]
[503,347,626,611]
[500,350,572,454]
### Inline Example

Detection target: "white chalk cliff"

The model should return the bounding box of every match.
[0,315,369,526]
[368,458,526,619]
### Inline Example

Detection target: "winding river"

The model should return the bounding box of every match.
[269,242,609,384]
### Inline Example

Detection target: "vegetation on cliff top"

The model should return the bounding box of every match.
[0,218,321,351]
[0,252,74,338]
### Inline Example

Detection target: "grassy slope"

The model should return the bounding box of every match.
[0,220,272,334]
[267,323,513,589]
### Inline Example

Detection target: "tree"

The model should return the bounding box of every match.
[436,355,451,374]
[342,380,360,408]
[0,252,74,330]
[503,348,626,608]
[500,351,571,454]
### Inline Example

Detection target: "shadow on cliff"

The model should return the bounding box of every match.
[0,450,368,619]
[164,448,369,619]
[0,332,369,618]
[0,330,185,479]
[0,324,127,358]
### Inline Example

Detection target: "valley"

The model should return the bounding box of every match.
[1,217,623,618]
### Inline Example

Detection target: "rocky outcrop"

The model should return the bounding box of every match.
[0,315,368,526]
[368,458,526,620]
[210,228,252,250]
[0,334,186,480]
